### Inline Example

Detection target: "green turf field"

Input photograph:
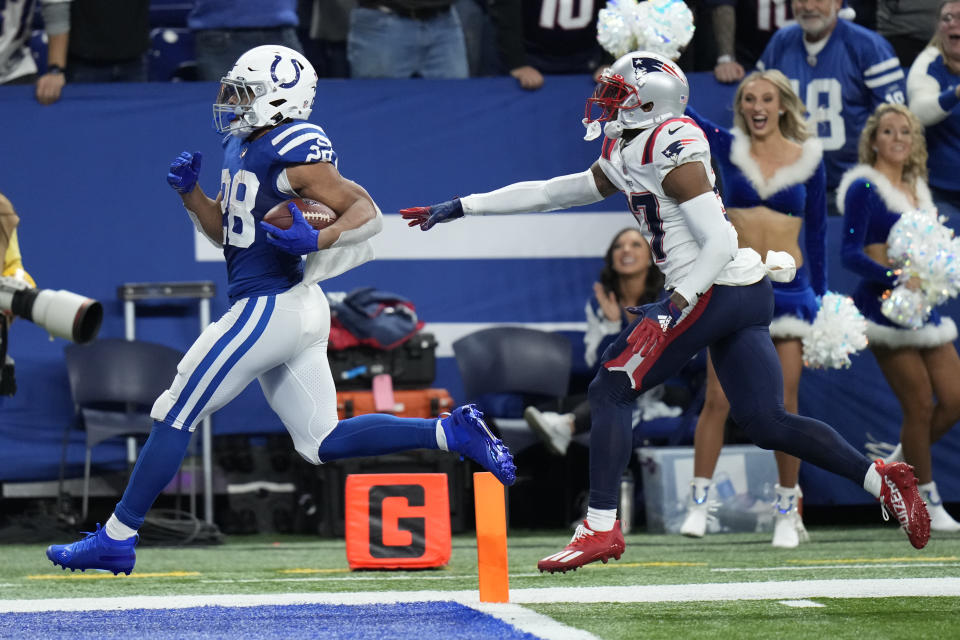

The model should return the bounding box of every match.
[3,525,959,639]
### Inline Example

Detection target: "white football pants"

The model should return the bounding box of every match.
[150,282,338,464]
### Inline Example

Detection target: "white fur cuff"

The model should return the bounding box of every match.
[865,317,958,349]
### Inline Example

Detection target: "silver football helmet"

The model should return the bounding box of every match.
[213,45,318,137]
[584,51,689,140]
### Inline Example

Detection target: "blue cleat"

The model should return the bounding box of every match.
[441,404,516,486]
[46,523,138,575]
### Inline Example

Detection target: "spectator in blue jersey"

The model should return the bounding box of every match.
[0,0,69,105]
[757,0,906,213]
[907,0,960,227]
[190,0,304,81]
[837,102,960,533]
[680,69,827,548]
[347,0,469,78]
[708,0,794,84]
[44,45,515,576]
[488,0,609,91]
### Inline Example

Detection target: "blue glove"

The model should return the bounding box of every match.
[398,198,464,231]
[260,200,319,254]
[167,151,202,194]
[624,297,684,357]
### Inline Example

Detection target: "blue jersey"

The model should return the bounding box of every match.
[906,47,960,193]
[219,121,338,303]
[188,0,299,30]
[758,19,905,189]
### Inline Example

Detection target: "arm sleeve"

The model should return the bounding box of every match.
[460,169,604,215]
[906,50,959,126]
[804,161,828,296]
[329,205,383,248]
[40,0,71,36]
[672,190,740,305]
[711,2,736,59]
[861,38,906,106]
[840,180,897,287]
[583,298,622,370]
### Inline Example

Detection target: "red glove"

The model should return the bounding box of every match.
[625,298,684,357]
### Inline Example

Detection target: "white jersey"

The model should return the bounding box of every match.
[596,116,764,294]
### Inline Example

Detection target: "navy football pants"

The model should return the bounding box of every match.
[587,278,872,510]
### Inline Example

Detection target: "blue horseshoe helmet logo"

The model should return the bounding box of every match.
[270,55,302,88]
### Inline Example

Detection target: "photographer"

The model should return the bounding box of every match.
[0,192,36,398]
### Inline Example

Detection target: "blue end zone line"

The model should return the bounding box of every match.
[0,599,598,640]
[4,580,960,640]
[0,602,583,640]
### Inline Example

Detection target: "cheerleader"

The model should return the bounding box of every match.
[839,102,960,532]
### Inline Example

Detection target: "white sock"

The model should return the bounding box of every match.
[586,507,617,532]
[863,462,882,499]
[919,481,940,505]
[435,418,448,451]
[105,513,138,541]
[691,476,711,503]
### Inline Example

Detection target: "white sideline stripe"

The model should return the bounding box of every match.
[194,212,630,262]
[3,578,960,613]
[713,562,960,572]
[778,600,825,608]
[468,603,601,640]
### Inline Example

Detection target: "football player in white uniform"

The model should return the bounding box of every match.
[401,50,930,572]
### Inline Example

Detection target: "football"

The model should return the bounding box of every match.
[263,198,338,231]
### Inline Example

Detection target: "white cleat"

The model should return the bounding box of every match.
[523,406,573,456]
[772,484,808,549]
[922,485,960,533]
[680,483,710,538]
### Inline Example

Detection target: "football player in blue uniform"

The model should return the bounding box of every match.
[402,50,930,572]
[45,45,515,576]
[757,0,905,198]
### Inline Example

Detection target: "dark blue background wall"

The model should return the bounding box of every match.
[2,74,957,506]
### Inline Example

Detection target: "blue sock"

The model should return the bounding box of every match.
[317,414,438,461]
[113,422,193,530]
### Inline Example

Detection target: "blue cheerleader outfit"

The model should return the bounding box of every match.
[837,165,958,348]
[688,108,828,339]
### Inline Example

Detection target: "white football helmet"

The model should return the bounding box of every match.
[213,45,318,137]
[584,50,689,140]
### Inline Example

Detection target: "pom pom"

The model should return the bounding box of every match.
[883,207,960,326]
[802,292,868,369]
[597,0,640,59]
[880,285,930,329]
[596,0,695,60]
